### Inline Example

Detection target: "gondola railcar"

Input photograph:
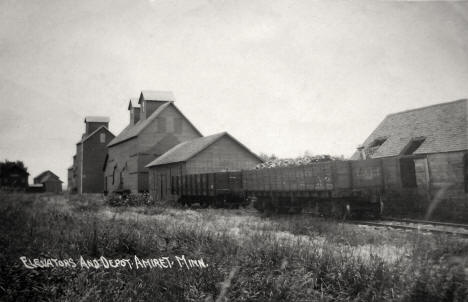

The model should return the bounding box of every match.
[171,157,401,217]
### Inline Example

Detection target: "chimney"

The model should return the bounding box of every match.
[139,90,174,120]
[357,145,366,160]
[84,116,110,135]
[128,99,141,125]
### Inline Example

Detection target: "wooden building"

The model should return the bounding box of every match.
[33,170,63,193]
[146,132,263,201]
[351,99,468,221]
[69,117,115,194]
[0,161,29,191]
[104,90,203,193]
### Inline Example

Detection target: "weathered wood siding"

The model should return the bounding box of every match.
[136,103,202,192]
[149,163,185,201]
[106,103,201,193]
[76,143,83,193]
[105,139,139,193]
[185,136,261,173]
[425,151,468,221]
[384,151,468,222]
[44,181,62,193]
[82,128,114,193]
[149,135,261,201]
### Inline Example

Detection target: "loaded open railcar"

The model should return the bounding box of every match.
[171,157,398,217]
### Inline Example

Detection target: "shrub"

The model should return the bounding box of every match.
[105,192,154,207]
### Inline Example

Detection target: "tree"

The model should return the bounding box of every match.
[0,160,28,176]
[258,153,278,162]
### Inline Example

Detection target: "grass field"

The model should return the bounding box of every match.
[1,193,468,301]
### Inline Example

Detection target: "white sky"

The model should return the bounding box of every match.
[1,0,468,184]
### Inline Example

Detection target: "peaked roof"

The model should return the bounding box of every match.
[34,170,62,183]
[41,173,63,183]
[146,132,263,167]
[107,102,172,147]
[128,98,139,110]
[108,102,202,147]
[351,99,468,159]
[85,116,109,123]
[139,90,175,103]
[77,126,114,145]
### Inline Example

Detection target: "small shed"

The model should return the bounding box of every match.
[146,132,263,201]
[34,171,63,193]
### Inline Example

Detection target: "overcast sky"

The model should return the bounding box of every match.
[1,0,468,184]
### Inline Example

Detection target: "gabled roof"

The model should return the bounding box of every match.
[84,116,109,123]
[351,99,468,159]
[146,132,263,167]
[107,102,202,147]
[34,170,52,182]
[41,174,63,183]
[108,102,172,147]
[77,126,114,145]
[139,90,175,103]
[128,98,139,110]
[34,170,62,183]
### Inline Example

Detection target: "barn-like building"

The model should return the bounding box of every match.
[33,170,63,193]
[104,91,203,193]
[146,132,263,201]
[352,99,468,221]
[69,117,115,194]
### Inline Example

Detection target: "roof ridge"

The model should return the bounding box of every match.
[78,125,113,144]
[107,101,173,147]
[146,131,263,167]
[387,98,468,117]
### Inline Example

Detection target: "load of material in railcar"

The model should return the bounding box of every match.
[170,157,400,218]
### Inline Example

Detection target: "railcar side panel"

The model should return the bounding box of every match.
[334,161,352,189]
[351,159,383,189]
[208,173,215,196]
[381,157,400,189]
[228,172,243,193]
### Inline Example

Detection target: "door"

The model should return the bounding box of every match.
[400,158,417,188]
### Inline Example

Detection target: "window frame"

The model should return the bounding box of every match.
[401,137,426,156]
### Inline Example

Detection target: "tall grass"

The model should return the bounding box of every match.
[0,192,467,301]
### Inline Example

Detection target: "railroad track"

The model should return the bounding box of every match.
[242,210,468,237]
[352,220,468,238]
[382,217,468,229]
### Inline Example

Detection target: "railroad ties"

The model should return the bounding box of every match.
[351,219,468,238]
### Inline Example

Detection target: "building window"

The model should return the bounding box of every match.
[366,137,387,158]
[112,166,117,185]
[100,133,106,143]
[370,137,387,148]
[401,137,426,155]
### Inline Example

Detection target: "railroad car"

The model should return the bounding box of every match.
[172,172,247,208]
[171,157,400,217]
